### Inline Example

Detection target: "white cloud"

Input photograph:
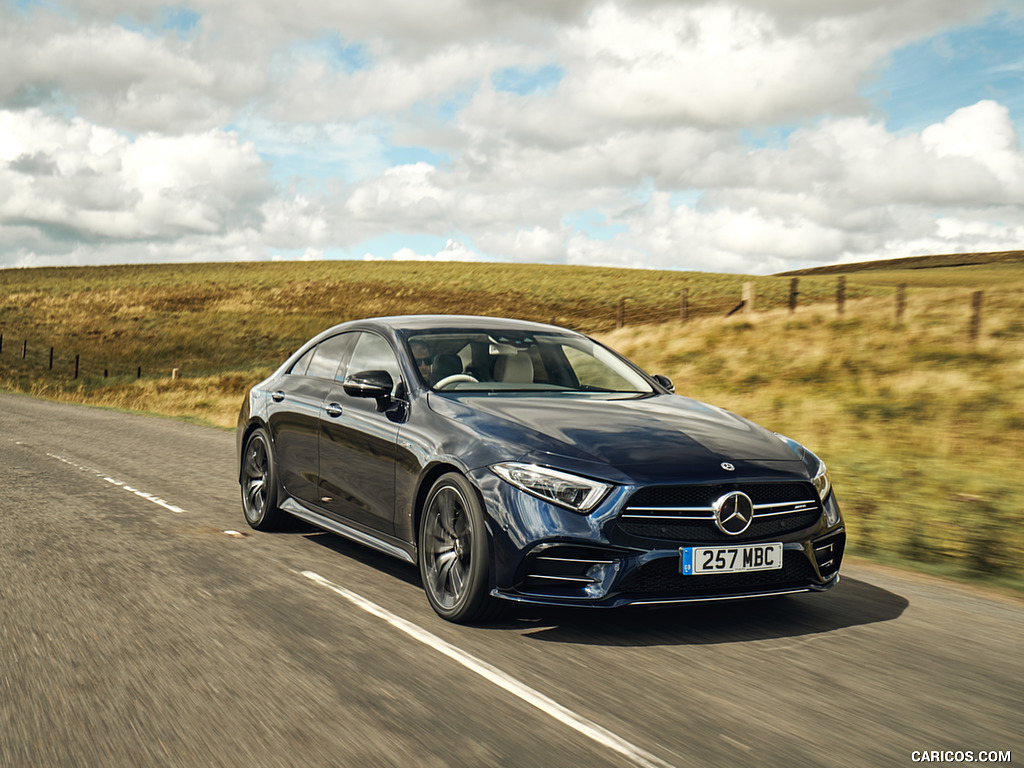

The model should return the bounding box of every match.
[366,238,482,261]
[0,109,271,243]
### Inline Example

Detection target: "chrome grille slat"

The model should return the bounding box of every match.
[621,513,714,520]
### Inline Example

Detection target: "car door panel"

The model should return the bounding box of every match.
[317,332,405,535]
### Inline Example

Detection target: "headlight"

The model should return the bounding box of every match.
[490,462,611,513]
[812,459,831,502]
[776,433,831,503]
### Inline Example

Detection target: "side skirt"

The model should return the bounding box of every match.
[280,498,417,565]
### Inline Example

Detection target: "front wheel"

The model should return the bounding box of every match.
[240,427,286,531]
[418,473,500,623]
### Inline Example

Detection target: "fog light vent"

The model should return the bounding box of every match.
[812,530,846,580]
[518,545,626,595]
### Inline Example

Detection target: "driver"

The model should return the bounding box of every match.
[411,341,435,385]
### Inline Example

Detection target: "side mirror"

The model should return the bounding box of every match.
[344,370,394,410]
[652,374,675,394]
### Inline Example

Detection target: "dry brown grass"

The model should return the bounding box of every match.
[2,260,1021,589]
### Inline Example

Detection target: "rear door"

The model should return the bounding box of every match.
[267,334,355,504]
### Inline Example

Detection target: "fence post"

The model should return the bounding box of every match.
[22,340,27,359]
[680,289,689,324]
[742,282,755,314]
[837,276,846,316]
[49,347,54,370]
[616,298,625,329]
[789,278,799,313]
[896,284,907,324]
[138,367,142,380]
[0,332,4,353]
[969,291,983,342]
[74,355,79,379]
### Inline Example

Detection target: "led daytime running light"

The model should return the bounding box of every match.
[813,461,831,502]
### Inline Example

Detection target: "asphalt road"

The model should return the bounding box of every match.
[1,392,1020,768]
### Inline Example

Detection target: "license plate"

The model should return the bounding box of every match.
[680,543,784,575]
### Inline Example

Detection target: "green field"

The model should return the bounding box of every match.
[1,256,1022,593]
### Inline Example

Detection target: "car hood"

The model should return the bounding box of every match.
[430,392,803,484]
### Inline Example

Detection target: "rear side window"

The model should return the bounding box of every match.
[288,346,316,376]
[305,334,354,380]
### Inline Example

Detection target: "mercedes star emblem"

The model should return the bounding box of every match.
[713,491,755,535]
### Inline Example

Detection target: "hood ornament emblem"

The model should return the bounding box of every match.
[721,462,735,471]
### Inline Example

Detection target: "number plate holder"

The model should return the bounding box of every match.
[680,543,784,575]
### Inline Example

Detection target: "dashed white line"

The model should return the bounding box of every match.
[300,570,678,768]
[102,477,184,513]
[44,451,185,514]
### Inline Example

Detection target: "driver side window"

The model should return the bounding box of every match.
[345,332,404,397]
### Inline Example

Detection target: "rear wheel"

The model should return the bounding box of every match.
[418,473,501,623]
[240,427,286,531]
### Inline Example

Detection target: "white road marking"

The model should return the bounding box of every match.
[300,570,678,768]
[102,477,184,513]
[44,451,185,514]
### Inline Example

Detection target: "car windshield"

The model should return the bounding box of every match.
[403,329,655,394]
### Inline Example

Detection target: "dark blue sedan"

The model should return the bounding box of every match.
[237,315,844,622]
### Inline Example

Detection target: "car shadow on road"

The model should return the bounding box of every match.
[501,577,909,646]
[298,529,908,647]
[302,530,424,587]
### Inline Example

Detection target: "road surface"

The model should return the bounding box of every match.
[1,393,1019,767]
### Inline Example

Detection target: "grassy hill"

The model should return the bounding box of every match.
[2,258,1022,592]
[778,249,1024,276]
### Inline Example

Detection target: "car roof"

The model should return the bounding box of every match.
[326,314,578,335]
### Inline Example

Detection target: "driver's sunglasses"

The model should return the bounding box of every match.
[415,356,433,366]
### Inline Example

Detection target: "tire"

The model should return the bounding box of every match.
[240,427,286,531]
[418,473,502,623]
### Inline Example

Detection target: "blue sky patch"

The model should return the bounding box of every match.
[159,6,200,40]
[291,34,370,73]
[865,10,1024,133]
[385,146,450,167]
[492,65,563,95]
[8,0,66,16]
[348,233,452,260]
[563,210,627,241]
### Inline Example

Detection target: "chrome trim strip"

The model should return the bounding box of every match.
[625,506,712,513]
[281,498,416,564]
[627,587,812,605]
[620,513,714,520]
[535,556,617,564]
[526,574,598,584]
[753,499,817,510]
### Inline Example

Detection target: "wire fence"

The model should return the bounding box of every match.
[0,333,146,383]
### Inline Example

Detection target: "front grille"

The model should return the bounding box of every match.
[615,482,821,543]
[616,551,818,596]
[812,530,845,580]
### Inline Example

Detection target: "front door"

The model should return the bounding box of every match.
[317,331,405,535]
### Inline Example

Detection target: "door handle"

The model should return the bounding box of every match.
[271,391,285,402]
[325,402,343,418]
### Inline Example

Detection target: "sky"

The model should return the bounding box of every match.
[1,0,1023,275]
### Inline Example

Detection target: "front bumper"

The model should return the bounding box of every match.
[470,467,845,609]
